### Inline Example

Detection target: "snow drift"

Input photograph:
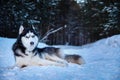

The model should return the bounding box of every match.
[0,35,120,80]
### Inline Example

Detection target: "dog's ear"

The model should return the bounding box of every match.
[19,25,24,34]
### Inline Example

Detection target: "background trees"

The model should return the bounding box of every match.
[0,0,119,45]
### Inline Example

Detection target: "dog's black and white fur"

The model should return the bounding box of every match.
[12,25,85,68]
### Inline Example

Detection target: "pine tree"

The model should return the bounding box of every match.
[82,0,120,40]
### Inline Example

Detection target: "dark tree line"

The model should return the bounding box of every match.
[0,0,120,45]
[84,0,120,40]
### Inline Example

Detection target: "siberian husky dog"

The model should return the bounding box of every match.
[12,25,85,68]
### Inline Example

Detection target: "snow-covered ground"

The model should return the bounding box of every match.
[0,35,120,80]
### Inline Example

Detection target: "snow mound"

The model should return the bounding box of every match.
[82,34,120,48]
[105,35,120,47]
[0,35,120,80]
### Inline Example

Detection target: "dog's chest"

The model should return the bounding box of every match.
[25,51,35,57]
[15,51,41,66]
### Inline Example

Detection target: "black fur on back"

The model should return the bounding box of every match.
[30,47,60,59]
[12,26,40,57]
[42,47,59,55]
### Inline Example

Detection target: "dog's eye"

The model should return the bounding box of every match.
[32,35,35,38]
[25,36,29,38]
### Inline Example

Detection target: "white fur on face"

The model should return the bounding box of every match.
[21,31,39,52]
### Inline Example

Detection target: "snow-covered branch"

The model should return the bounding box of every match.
[40,26,66,42]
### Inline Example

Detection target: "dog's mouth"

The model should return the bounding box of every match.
[26,46,35,52]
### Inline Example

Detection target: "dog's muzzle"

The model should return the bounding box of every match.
[30,42,34,45]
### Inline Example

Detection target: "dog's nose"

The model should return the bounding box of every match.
[30,42,34,45]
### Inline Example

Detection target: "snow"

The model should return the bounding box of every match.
[76,0,85,3]
[0,35,120,80]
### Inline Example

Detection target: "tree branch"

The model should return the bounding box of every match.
[40,26,65,42]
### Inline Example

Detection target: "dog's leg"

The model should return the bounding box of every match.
[30,59,67,67]
[15,56,30,68]
[38,59,67,67]
[31,56,67,67]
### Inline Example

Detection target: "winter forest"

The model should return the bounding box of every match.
[0,0,120,46]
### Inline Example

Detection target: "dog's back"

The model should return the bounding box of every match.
[37,47,85,65]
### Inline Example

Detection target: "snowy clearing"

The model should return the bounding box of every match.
[0,35,120,80]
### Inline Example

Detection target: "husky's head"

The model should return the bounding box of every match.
[18,25,39,52]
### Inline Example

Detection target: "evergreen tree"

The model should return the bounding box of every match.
[82,0,120,40]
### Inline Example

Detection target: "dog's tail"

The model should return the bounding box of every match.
[53,48,85,65]
[64,54,85,65]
